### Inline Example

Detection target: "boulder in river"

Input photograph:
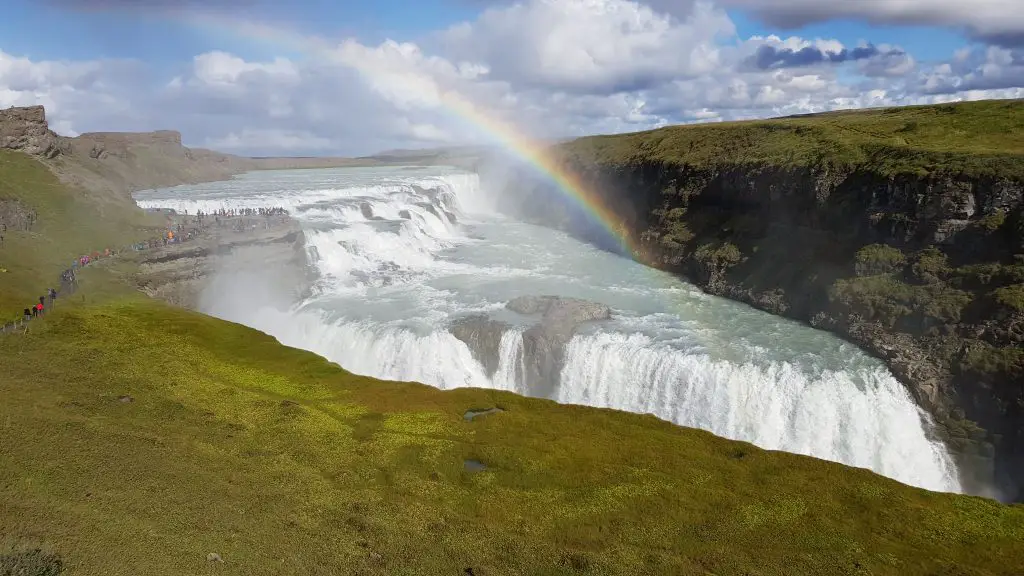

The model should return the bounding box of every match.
[509,296,611,398]
[450,315,511,377]
[448,297,611,396]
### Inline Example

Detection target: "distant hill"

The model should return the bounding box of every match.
[0,105,368,198]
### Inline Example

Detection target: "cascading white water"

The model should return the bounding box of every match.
[493,329,526,392]
[134,165,962,494]
[557,332,955,490]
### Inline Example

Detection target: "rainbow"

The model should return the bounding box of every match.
[174,12,640,259]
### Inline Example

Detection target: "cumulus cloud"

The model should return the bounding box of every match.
[917,46,1024,94]
[0,50,150,134]
[439,0,734,94]
[719,0,1024,46]
[3,0,1024,156]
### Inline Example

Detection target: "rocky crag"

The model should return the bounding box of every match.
[481,99,1024,501]
[452,296,612,397]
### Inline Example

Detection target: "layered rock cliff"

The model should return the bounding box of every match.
[135,216,312,311]
[482,99,1024,501]
[0,105,69,158]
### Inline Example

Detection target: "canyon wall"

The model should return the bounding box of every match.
[481,101,1024,500]
[135,216,312,311]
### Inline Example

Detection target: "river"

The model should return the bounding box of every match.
[134,165,962,493]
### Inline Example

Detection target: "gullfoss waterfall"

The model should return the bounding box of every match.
[135,166,962,493]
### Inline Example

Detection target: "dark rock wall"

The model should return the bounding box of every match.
[483,156,1024,501]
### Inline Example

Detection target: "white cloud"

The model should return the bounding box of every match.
[439,0,734,93]
[916,46,1024,94]
[191,51,299,86]
[2,0,1024,156]
[0,49,144,135]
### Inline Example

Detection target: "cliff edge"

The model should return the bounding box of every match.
[484,99,1024,501]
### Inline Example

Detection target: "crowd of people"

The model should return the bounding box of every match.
[195,207,288,218]
[1,207,293,335]
[4,263,81,333]
[1,227,191,334]
[189,207,291,233]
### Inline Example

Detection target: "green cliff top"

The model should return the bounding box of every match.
[2,127,1024,575]
[557,99,1024,178]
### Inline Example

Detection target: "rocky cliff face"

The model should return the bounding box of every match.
[136,217,312,310]
[0,106,69,158]
[483,153,1024,501]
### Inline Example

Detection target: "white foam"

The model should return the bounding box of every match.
[493,328,526,393]
[557,331,961,493]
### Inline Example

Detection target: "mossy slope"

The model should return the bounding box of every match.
[0,149,160,316]
[557,99,1024,177]
[1,299,1023,575]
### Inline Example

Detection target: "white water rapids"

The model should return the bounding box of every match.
[135,165,962,493]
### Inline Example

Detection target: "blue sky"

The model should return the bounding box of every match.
[1,0,973,64]
[0,0,477,62]
[0,0,1020,155]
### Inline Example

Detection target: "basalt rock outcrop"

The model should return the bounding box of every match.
[136,217,312,310]
[450,315,512,377]
[480,100,1024,501]
[451,296,611,397]
[0,105,69,158]
[513,296,612,396]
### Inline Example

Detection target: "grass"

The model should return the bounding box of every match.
[2,296,1024,576]
[555,99,1024,178]
[0,150,162,320]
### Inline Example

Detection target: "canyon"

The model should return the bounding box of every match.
[478,99,1024,501]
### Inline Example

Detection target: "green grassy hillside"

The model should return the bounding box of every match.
[0,150,160,319]
[2,138,1024,575]
[2,297,1023,575]
[558,99,1024,177]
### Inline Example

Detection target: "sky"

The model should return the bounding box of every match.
[1,0,1023,156]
